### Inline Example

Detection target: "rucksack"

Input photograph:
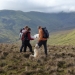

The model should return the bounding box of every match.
[24,32,29,40]
[42,27,49,38]
[23,32,29,41]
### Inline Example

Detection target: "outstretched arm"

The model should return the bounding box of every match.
[28,32,34,40]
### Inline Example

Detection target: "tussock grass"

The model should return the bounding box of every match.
[0,43,75,75]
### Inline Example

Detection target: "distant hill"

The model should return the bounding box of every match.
[0,10,75,43]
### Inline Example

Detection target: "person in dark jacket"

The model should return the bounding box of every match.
[20,28,34,53]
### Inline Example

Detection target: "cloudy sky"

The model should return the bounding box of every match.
[0,0,75,13]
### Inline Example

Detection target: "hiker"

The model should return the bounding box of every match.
[37,26,48,57]
[20,26,29,52]
[19,26,29,40]
[22,26,29,33]
[20,27,34,53]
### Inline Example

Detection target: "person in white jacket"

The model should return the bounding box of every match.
[19,26,29,40]
[22,26,28,33]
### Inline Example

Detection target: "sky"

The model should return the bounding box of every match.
[0,0,75,13]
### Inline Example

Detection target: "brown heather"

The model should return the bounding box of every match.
[0,43,75,75]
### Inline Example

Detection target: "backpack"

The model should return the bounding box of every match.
[23,32,29,41]
[42,27,49,38]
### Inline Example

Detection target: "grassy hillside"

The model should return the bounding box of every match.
[0,10,75,42]
[0,43,75,75]
[48,29,75,45]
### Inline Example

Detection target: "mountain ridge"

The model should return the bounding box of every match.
[0,10,75,43]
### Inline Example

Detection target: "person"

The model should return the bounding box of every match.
[20,26,29,52]
[20,27,34,53]
[37,26,48,57]
[22,26,28,33]
[19,26,29,40]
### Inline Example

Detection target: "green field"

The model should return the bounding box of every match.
[48,29,75,45]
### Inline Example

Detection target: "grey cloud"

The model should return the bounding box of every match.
[0,0,75,13]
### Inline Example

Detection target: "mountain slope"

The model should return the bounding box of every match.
[48,29,75,45]
[0,43,75,75]
[0,10,75,42]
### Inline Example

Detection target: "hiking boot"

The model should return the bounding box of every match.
[20,50,22,52]
[24,50,26,52]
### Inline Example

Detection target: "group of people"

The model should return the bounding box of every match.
[19,26,48,57]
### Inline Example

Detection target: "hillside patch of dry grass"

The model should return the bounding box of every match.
[0,43,75,75]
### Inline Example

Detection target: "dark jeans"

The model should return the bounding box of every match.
[20,40,33,53]
[20,40,25,52]
[24,40,33,52]
[38,40,47,55]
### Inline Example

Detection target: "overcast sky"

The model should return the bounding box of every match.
[0,0,75,13]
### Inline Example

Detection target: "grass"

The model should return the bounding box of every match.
[0,43,75,75]
[1,28,75,75]
[48,29,75,45]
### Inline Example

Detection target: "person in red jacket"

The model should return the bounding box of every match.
[20,27,34,53]
[20,26,28,52]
